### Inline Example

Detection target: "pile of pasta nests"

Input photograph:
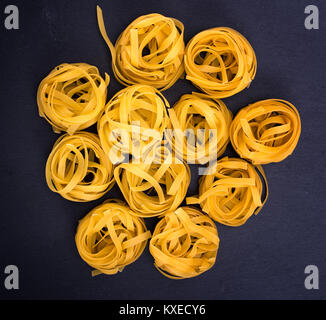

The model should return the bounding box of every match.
[37,6,301,280]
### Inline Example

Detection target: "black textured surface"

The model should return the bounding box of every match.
[0,0,325,300]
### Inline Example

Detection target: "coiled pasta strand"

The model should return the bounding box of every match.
[114,143,191,217]
[166,93,232,164]
[46,132,114,202]
[187,157,268,226]
[150,206,219,279]
[37,63,109,134]
[97,6,185,90]
[184,27,256,98]
[97,84,169,161]
[75,199,151,276]
[230,99,301,164]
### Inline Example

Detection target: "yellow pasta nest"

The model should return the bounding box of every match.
[230,99,301,164]
[97,6,185,90]
[150,206,219,279]
[114,143,191,217]
[166,93,233,164]
[98,84,170,160]
[37,63,109,134]
[46,132,114,202]
[184,27,257,98]
[187,157,268,227]
[75,199,151,276]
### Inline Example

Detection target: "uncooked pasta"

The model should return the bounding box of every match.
[184,27,256,98]
[187,157,268,226]
[75,199,151,276]
[97,84,169,161]
[166,93,232,163]
[46,132,114,202]
[37,63,109,134]
[114,143,190,217]
[230,99,301,164]
[150,206,219,279]
[97,6,185,90]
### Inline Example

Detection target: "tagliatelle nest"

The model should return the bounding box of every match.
[230,99,301,164]
[184,27,256,98]
[97,6,185,90]
[166,93,232,164]
[149,206,219,279]
[75,199,151,276]
[46,132,115,202]
[97,84,170,162]
[37,63,109,134]
[114,143,191,217]
[187,157,268,226]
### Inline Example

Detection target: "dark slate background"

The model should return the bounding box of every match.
[0,0,325,300]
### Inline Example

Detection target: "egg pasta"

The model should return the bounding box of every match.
[46,132,114,202]
[150,206,219,279]
[97,6,185,90]
[37,63,109,134]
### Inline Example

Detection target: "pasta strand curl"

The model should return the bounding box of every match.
[98,84,169,160]
[114,143,191,217]
[166,93,232,163]
[150,206,219,279]
[184,27,256,98]
[75,199,151,276]
[187,157,268,227]
[46,132,114,202]
[37,63,109,134]
[230,99,301,164]
[97,6,185,90]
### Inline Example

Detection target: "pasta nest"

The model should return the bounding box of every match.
[166,93,233,164]
[184,27,256,98]
[97,6,185,90]
[37,63,109,134]
[75,199,151,276]
[97,84,170,161]
[230,99,301,164]
[187,157,268,227]
[46,132,115,202]
[114,143,191,217]
[150,206,219,279]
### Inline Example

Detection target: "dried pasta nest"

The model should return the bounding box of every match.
[75,199,151,276]
[46,132,114,202]
[97,84,170,161]
[150,206,219,279]
[166,93,232,164]
[97,7,185,90]
[114,143,191,217]
[184,27,256,98]
[187,157,268,226]
[230,99,301,164]
[37,63,109,134]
